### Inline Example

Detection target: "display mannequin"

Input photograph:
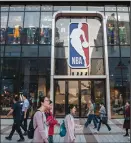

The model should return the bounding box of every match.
[27,25,36,44]
[40,24,50,44]
[119,23,126,44]
[108,23,115,45]
[13,25,21,44]
[0,28,6,44]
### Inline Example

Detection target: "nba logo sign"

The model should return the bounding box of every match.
[68,23,89,68]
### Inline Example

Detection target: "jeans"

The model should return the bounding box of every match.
[97,119,111,131]
[48,135,53,143]
[85,114,97,128]
[9,121,24,139]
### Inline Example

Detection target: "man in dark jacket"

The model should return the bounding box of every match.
[5,95,25,142]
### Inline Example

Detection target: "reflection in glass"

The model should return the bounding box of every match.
[41,5,53,11]
[90,46,104,58]
[120,46,130,57]
[22,46,38,57]
[1,12,8,44]
[5,45,21,57]
[54,6,70,11]
[117,6,128,11]
[1,6,9,11]
[55,47,68,59]
[105,6,116,11]
[71,6,86,11]
[40,12,52,44]
[7,12,24,44]
[39,45,51,57]
[88,6,104,11]
[55,81,65,116]
[68,81,79,117]
[10,5,25,11]
[94,81,105,115]
[0,46,4,57]
[25,5,40,11]
[118,13,130,45]
[56,18,70,46]
[108,46,120,57]
[24,12,40,44]
[81,81,91,117]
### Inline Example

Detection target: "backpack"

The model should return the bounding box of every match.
[59,120,66,137]
[27,110,43,139]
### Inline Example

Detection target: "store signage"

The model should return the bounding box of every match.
[68,23,90,69]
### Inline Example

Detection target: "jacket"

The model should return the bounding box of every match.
[45,111,58,136]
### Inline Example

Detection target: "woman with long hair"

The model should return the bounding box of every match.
[33,96,50,143]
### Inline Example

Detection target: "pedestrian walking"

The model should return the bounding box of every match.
[33,96,49,143]
[64,105,76,143]
[45,100,60,143]
[5,95,25,142]
[96,102,111,133]
[20,94,30,136]
[123,101,130,137]
[84,100,97,128]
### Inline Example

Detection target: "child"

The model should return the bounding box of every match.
[45,100,60,143]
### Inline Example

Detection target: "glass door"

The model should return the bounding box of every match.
[67,81,79,117]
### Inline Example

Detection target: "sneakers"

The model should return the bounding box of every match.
[17,138,25,142]
[5,136,12,140]
[94,130,98,133]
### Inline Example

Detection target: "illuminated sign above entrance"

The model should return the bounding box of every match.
[68,22,90,69]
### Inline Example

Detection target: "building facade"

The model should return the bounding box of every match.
[0,2,130,119]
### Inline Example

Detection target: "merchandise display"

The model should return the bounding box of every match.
[107,23,115,45]
[119,23,127,44]
[13,25,21,44]
[27,26,36,44]
[40,24,51,44]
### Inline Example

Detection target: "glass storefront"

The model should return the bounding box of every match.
[0,3,130,118]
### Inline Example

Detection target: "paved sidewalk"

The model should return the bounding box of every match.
[1,119,130,143]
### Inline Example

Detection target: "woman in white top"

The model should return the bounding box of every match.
[64,105,82,143]
[33,96,50,143]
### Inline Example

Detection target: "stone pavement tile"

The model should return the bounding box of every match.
[53,135,60,143]
[79,135,86,143]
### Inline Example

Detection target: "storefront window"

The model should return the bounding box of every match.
[40,12,52,44]
[105,6,116,11]
[108,46,120,57]
[71,6,86,11]
[24,12,40,44]
[10,5,25,11]
[1,12,8,44]
[2,58,20,78]
[54,6,70,11]
[106,12,118,45]
[7,12,24,44]
[41,5,53,11]
[117,13,130,45]
[39,45,51,57]
[120,46,130,57]
[90,46,104,58]
[88,6,104,11]
[117,6,128,12]
[0,46,4,57]
[56,18,70,46]
[1,5,9,11]
[25,5,40,11]
[5,45,21,57]
[22,45,38,57]
[55,46,68,59]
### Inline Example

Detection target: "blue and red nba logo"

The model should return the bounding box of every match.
[68,23,89,68]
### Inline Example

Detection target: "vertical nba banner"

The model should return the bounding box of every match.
[68,23,89,68]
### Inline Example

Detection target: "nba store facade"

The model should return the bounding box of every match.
[0,2,130,119]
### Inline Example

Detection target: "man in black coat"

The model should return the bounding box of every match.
[5,95,25,142]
